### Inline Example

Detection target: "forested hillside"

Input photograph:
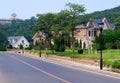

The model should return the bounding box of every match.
[90,6,120,22]
[0,17,37,42]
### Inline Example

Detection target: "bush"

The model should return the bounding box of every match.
[28,43,34,50]
[112,60,120,69]
[7,44,13,49]
[54,36,65,52]
[78,49,83,54]
[0,45,6,51]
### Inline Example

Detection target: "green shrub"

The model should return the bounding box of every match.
[78,49,83,54]
[103,60,112,67]
[54,36,65,52]
[0,45,6,51]
[112,60,120,69]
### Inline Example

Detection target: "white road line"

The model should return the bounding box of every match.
[8,55,71,83]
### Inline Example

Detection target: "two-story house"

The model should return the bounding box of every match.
[74,17,115,49]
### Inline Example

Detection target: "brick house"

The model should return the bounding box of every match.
[74,17,115,49]
[32,31,46,45]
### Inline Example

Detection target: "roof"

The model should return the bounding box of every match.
[94,19,103,27]
[109,23,115,29]
[87,18,115,29]
[8,36,24,42]
[32,31,46,39]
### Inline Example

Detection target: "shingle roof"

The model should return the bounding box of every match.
[93,18,114,29]
[94,19,103,27]
[32,31,46,39]
[109,23,115,29]
[8,36,23,43]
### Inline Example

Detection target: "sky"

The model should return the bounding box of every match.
[0,0,120,19]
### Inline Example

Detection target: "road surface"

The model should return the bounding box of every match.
[0,52,120,83]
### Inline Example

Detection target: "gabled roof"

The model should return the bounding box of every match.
[32,31,46,39]
[8,36,23,43]
[109,23,115,29]
[94,19,103,27]
[86,17,115,30]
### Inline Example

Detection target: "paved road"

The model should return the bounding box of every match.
[0,52,120,83]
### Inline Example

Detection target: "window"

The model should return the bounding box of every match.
[22,40,24,44]
[88,31,90,36]
[94,31,97,37]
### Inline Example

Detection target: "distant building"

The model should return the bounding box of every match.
[0,13,19,25]
[0,19,12,24]
[8,36,30,48]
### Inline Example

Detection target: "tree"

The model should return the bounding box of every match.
[33,13,56,53]
[54,35,65,52]
[64,2,86,53]
[115,16,120,30]
[0,17,37,42]
[51,11,72,50]
[19,44,23,49]
[83,42,86,49]
[80,14,92,25]
[79,39,82,49]
[93,30,120,50]
[0,32,8,51]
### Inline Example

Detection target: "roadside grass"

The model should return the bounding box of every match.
[26,49,120,60]
[26,49,120,68]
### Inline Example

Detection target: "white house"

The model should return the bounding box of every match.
[8,36,30,48]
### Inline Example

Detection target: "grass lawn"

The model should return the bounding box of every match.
[26,49,120,67]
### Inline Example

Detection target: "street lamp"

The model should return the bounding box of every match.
[98,22,104,70]
[39,35,42,57]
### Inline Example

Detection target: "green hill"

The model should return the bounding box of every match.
[0,17,37,42]
[90,6,120,22]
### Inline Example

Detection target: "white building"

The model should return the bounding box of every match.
[8,36,30,48]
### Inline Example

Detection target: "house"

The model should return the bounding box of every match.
[32,31,47,45]
[8,36,30,48]
[74,17,115,49]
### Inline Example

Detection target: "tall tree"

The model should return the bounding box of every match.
[65,2,86,53]
[33,13,56,53]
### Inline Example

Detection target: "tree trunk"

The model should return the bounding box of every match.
[47,38,54,54]
[71,29,74,53]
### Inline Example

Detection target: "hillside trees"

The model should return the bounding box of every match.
[0,17,37,42]
[91,6,120,23]
[0,32,8,51]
